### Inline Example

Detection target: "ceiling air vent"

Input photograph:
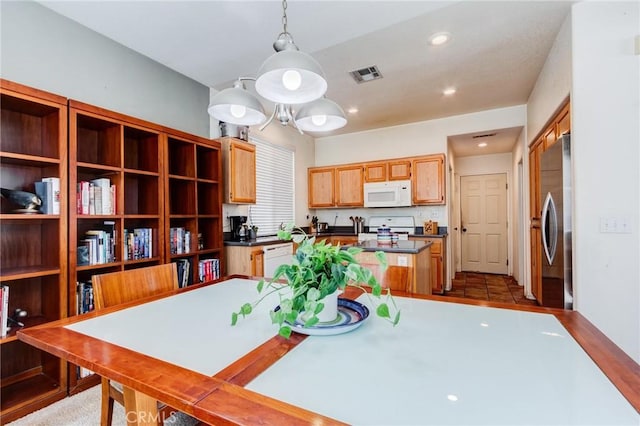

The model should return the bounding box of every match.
[349,65,383,84]
[472,133,497,139]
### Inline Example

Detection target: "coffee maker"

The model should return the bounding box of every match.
[229,216,248,241]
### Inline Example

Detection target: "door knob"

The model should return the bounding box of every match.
[462,227,467,233]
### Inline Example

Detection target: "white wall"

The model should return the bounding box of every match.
[511,129,527,286]
[315,105,527,166]
[1,1,209,137]
[527,14,573,142]
[570,1,640,362]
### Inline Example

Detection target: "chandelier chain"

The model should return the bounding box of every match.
[281,0,288,35]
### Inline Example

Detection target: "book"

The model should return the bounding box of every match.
[41,177,60,214]
[79,181,90,214]
[77,245,90,266]
[91,178,111,214]
[34,181,51,214]
[1,285,9,337]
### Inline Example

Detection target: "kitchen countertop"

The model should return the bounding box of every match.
[345,239,432,254]
[223,236,290,247]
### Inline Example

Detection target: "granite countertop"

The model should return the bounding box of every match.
[410,233,447,239]
[345,239,432,254]
[224,236,290,247]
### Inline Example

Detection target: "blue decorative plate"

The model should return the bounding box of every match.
[280,299,370,336]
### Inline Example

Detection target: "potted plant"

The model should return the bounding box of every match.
[231,224,401,338]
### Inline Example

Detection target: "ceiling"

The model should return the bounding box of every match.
[38,1,573,156]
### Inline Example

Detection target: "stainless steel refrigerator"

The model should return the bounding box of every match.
[540,134,572,309]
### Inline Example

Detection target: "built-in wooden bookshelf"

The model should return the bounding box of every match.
[165,131,224,284]
[1,80,224,416]
[0,79,69,423]
[67,101,166,393]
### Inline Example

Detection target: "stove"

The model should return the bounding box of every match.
[358,216,415,242]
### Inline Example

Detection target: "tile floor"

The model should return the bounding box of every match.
[444,272,539,306]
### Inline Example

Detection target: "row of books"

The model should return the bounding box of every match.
[77,178,116,215]
[199,258,220,283]
[78,221,117,266]
[34,177,60,214]
[76,281,94,314]
[0,285,9,337]
[170,227,192,255]
[123,228,154,260]
[174,258,193,288]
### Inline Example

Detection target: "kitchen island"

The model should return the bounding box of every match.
[346,239,432,294]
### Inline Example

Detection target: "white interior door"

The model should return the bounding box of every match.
[461,174,508,274]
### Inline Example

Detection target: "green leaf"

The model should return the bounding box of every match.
[257,280,265,293]
[231,312,238,326]
[376,303,391,319]
[240,303,252,316]
[279,326,292,339]
[305,316,320,328]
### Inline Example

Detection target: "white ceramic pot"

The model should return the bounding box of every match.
[316,289,341,323]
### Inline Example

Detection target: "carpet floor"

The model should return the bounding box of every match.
[6,385,199,426]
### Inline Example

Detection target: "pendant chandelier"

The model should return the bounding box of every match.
[207,0,347,134]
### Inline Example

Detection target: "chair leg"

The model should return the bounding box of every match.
[101,377,115,426]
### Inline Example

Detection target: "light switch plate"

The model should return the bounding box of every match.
[398,256,408,266]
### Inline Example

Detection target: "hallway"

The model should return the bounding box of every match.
[445,272,539,306]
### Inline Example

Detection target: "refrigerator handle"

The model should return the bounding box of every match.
[541,192,558,265]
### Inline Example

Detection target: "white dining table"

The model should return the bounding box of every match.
[19,277,640,425]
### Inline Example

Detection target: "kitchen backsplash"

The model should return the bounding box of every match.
[223,203,447,233]
[312,205,447,229]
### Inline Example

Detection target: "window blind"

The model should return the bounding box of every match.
[248,137,295,236]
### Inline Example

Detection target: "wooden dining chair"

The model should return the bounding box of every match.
[92,263,179,426]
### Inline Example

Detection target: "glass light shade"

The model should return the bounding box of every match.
[255,50,327,104]
[295,98,347,132]
[208,86,266,126]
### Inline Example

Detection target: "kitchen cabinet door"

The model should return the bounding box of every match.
[308,167,335,208]
[411,154,445,205]
[364,162,387,182]
[556,103,570,138]
[388,160,411,180]
[335,165,364,207]
[222,137,256,204]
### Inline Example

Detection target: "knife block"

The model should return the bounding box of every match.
[424,221,438,235]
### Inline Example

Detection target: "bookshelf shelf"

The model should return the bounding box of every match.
[0,79,68,423]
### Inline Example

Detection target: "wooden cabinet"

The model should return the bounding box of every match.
[225,245,266,276]
[0,80,69,423]
[328,235,358,246]
[388,159,412,180]
[364,160,411,182]
[425,238,445,294]
[309,165,364,208]
[308,167,335,208]
[412,154,445,205]
[364,162,387,182]
[529,139,543,301]
[165,131,224,285]
[410,236,446,294]
[220,137,256,204]
[335,165,364,207]
[354,247,431,295]
[543,102,570,150]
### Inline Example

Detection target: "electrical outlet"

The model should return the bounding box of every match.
[398,256,408,266]
[431,210,439,219]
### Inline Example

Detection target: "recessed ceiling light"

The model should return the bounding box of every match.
[429,32,451,46]
[478,142,488,148]
[443,87,456,96]
[347,107,359,114]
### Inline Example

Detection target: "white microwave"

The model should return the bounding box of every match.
[363,180,412,208]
